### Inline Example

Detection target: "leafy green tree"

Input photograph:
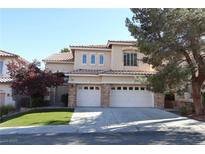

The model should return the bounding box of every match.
[126,8,205,115]
[60,48,70,53]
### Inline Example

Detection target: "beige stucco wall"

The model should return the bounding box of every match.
[69,76,102,84]
[101,76,146,84]
[69,75,148,85]
[45,62,74,73]
[72,45,154,72]
[74,50,111,70]
[0,83,15,106]
[111,45,154,71]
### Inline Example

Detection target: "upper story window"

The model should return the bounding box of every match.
[99,55,104,65]
[123,52,137,66]
[82,54,87,64]
[91,54,96,65]
[0,61,3,75]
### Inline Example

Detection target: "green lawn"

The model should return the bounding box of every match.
[0,111,73,127]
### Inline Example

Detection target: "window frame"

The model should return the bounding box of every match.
[82,54,87,65]
[123,52,138,66]
[90,53,96,65]
[140,87,145,91]
[99,54,104,65]
[0,61,3,75]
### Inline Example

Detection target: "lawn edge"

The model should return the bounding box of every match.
[0,107,74,124]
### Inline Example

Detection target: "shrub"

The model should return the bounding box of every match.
[61,94,68,107]
[179,106,188,116]
[31,97,49,107]
[202,92,205,108]
[165,93,175,101]
[0,105,16,116]
[20,97,31,108]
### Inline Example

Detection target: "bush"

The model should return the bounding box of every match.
[0,105,16,116]
[61,94,68,107]
[31,97,49,107]
[179,106,188,116]
[202,92,205,108]
[20,97,31,108]
[165,93,175,101]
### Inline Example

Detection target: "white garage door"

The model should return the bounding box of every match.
[77,85,101,107]
[110,86,154,107]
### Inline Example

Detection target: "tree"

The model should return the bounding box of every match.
[60,48,70,53]
[126,8,205,115]
[7,60,64,106]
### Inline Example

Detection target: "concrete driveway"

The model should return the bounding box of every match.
[69,107,205,133]
[1,107,205,135]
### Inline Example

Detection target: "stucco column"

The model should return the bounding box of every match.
[68,84,77,108]
[154,93,165,108]
[101,84,111,107]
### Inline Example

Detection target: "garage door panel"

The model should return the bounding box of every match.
[110,86,154,107]
[77,86,101,107]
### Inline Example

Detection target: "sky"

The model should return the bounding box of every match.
[0,8,134,64]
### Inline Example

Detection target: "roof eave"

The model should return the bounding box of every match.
[69,46,111,51]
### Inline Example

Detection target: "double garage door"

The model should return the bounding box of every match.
[76,85,154,107]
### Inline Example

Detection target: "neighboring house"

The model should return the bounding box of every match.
[0,50,27,107]
[43,52,74,106]
[44,40,165,108]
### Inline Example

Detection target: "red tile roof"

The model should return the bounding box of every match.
[108,40,137,43]
[0,50,18,57]
[68,69,105,75]
[70,45,109,49]
[43,52,74,62]
[104,70,155,75]
[70,40,137,50]
[68,69,155,75]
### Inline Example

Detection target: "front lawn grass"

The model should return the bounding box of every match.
[0,109,73,127]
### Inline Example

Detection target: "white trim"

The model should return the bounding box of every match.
[67,74,99,77]
[66,73,154,77]
[107,42,136,47]
[70,47,111,51]
[68,81,148,84]
[69,81,101,84]
[122,46,138,51]
[151,92,155,107]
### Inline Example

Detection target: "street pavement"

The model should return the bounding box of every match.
[1,131,205,145]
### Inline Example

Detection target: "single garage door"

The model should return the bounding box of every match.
[110,86,154,107]
[77,85,101,107]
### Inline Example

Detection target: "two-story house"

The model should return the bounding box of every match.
[66,40,164,108]
[0,50,27,107]
[44,40,165,108]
